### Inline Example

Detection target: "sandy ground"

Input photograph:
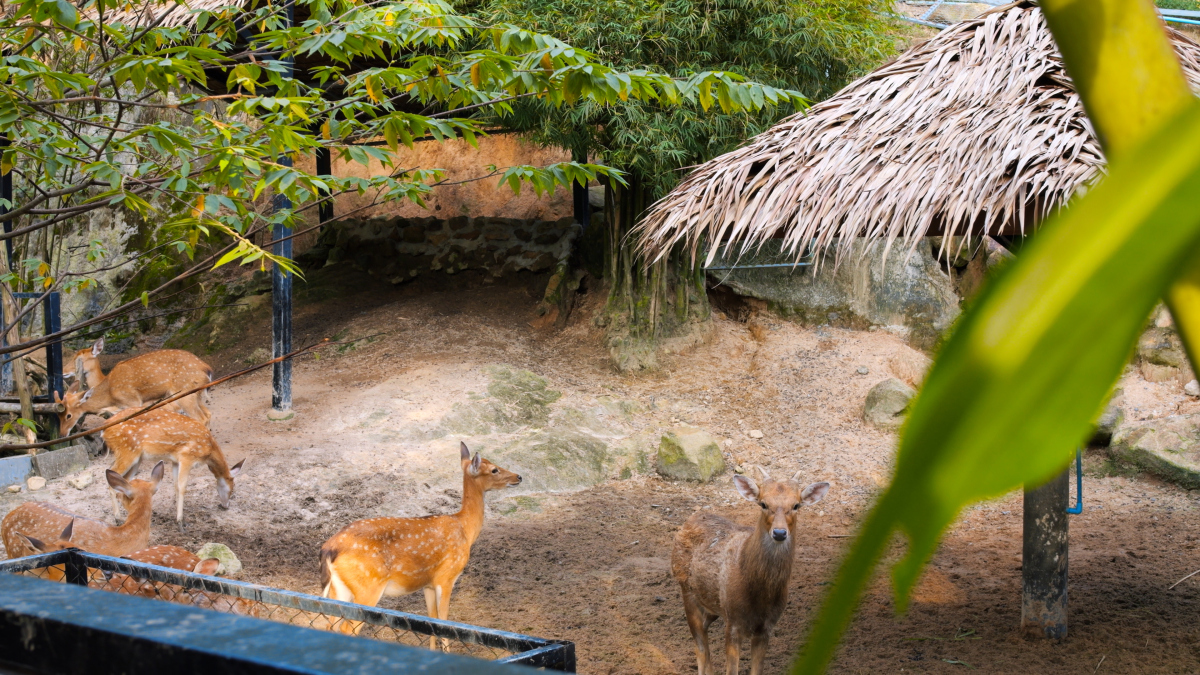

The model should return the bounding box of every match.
[3,265,1200,674]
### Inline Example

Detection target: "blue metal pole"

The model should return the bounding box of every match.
[270,0,294,418]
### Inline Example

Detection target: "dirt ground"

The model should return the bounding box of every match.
[4,265,1200,674]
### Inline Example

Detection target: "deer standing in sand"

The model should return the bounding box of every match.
[57,340,214,432]
[2,463,165,561]
[98,407,244,526]
[672,467,829,675]
[320,442,521,646]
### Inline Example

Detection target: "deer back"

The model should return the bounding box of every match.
[104,350,212,406]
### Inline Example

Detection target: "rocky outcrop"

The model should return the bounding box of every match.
[864,378,916,429]
[710,239,960,349]
[1109,415,1200,489]
[195,543,242,576]
[655,426,725,482]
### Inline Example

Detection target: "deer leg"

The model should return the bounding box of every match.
[175,459,193,526]
[424,587,439,650]
[748,633,769,675]
[432,577,459,652]
[681,592,713,675]
[724,624,741,675]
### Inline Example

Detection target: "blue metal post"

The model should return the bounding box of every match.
[270,0,294,418]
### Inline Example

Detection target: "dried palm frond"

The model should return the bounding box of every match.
[636,1,1200,267]
[84,0,248,29]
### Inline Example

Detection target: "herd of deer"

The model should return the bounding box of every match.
[0,338,831,675]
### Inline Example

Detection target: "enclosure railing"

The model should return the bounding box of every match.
[0,549,575,672]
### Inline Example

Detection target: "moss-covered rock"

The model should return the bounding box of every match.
[437,366,562,435]
[195,542,242,577]
[656,427,725,483]
[1109,415,1200,489]
[864,378,916,429]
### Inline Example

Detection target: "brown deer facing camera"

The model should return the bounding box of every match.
[320,442,521,647]
[672,467,829,675]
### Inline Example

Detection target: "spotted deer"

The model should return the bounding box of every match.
[319,442,521,646]
[672,467,829,675]
[6,519,79,581]
[2,463,165,561]
[101,407,244,525]
[57,341,214,432]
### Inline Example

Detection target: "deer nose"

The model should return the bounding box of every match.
[771,528,788,541]
[515,475,523,483]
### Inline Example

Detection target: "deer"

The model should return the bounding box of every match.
[671,467,829,675]
[2,463,164,562]
[6,519,80,581]
[56,340,214,432]
[319,442,521,647]
[100,407,244,526]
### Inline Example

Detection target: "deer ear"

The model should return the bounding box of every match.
[150,461,165,485]
[733,474,760,502]
[60,518,74,543]
[470,452,482,475]
[106,470,134,498]
[66,381,80,394]
[75,356,88,390]
[17,533,46,553]
[80,389,93,403]
[801,482,830,506]
[460,442,470,461]
[229,459,245,477]
[93,338,104,357]
[193,558,221,575]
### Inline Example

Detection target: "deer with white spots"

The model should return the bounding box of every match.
[2,463,165,560]
[101,407,244,526]
[319,442,521,647]
[672,467,830,675]
[57,339,214,432]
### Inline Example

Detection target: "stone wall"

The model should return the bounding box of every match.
[314,214,581,282]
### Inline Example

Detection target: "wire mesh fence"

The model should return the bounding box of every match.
[0,549,574,671]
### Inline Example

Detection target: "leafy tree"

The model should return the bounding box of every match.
[0,0,801,441]
[481,0,896,369]
[794,0,1200,671]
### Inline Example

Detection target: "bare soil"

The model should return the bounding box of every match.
[5,265,1200,674]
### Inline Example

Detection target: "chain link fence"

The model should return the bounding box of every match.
[0,549,574,671]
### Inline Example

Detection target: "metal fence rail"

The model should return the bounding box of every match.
[0,549,575,672]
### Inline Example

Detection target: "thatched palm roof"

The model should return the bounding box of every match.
[636,1,1200,265]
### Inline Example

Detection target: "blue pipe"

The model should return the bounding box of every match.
[1066,448,1083,514]
[1165,16,1200,25]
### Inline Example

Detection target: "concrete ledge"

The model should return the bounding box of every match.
[0,454,32,487]
[31,445,89,481]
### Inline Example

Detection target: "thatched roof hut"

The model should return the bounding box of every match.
[636,0,1200,265]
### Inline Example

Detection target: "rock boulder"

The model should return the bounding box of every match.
[864,378,916,429]
[709,239,959,350]
[1109,414,1200,489]
[656,427,725,482]
[195,543,242,577]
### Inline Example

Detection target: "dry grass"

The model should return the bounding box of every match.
[636,0,1200,267]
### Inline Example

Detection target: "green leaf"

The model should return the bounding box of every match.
[140,291,149,307]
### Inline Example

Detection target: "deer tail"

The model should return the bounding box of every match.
[319,546,338,597]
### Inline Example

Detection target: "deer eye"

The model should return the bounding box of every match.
[793,503,800,510]
[491,468,499,474]
[759,502,767,509]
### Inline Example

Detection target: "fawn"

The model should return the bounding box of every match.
[672,467,829,675]
[2,463,165,560]
[7,519,79,581]
[101,407,244,525]
[320,442,521,646]
[57,342,214,432]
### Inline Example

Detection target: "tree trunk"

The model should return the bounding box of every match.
[1,286,35,446]
[600,172,709,371]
